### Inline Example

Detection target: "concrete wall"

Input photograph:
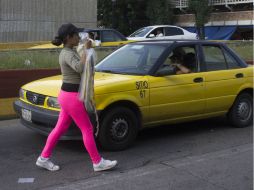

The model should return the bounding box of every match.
[0,0,97,42]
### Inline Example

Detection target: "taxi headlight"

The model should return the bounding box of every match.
[47,97,60,109]
[19,89,25,99]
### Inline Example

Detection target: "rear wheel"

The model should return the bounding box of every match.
[98,107,139,151]
[227,93,253,128]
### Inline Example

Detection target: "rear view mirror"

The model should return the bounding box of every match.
[148,34,155,38]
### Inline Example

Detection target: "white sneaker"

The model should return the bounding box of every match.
[36,156,60,171]
[93,158,117,172]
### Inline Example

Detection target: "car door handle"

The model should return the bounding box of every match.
[235,73,244,78]
[193,77,203,83]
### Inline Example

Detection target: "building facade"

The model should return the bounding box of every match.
[0,0,97,42]
[172,0,253,40]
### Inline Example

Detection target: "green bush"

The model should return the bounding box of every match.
[0,41,252,70]
[0,50,59,70]
[0,48,114,70]
[226,41,253,61]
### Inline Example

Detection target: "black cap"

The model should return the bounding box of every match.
[56,23,79,40]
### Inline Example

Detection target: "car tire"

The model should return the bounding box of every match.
[98,107,139,151]
[227,93,253,128]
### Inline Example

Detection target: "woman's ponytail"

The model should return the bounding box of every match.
[51,36,63,46]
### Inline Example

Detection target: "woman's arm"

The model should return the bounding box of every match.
[66,40,93,73]
[175,63,191,74]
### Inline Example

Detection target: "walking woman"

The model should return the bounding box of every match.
[36,23,117,172]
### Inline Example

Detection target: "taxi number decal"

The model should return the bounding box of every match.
[136,81,148,90]
[136,81,148,99]
[140,90,146,99]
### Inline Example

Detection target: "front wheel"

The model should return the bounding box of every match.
[98,107,139,151]
[227,93,253,128]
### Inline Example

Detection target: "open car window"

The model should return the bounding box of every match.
[156,46,198,76]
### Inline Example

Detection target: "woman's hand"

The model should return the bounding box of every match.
[85,40,92,49]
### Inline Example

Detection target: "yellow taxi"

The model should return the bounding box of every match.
[29,28,133,49]
[14,40,253,151]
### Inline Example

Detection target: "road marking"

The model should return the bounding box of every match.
[18,178,34,183]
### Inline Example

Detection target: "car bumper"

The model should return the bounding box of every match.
[13,100,99,140]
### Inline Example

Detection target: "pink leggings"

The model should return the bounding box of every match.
[41,90,101,164]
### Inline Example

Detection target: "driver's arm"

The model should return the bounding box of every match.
[175,64,191,74]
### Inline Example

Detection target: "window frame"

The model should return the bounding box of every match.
[221,46,242,69]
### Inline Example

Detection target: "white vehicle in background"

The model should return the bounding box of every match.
[128,25,198,41]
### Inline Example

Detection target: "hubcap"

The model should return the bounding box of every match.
[110,118,129,141]
[238,101,252,121]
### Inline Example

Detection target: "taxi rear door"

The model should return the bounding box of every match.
[201,44,248,114]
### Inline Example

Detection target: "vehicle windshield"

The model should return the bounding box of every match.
[95,43,169,75]
[129,27,153,37]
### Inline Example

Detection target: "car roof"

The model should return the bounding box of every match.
[142,25,184,29]
[131,39,224,45]
[79,28,119,32]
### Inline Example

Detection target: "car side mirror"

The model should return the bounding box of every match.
[148,34,155,38]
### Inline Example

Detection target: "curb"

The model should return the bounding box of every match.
[0,97,18,120]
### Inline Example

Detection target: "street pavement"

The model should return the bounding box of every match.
[0,117,253,190]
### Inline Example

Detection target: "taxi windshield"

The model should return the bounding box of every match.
[95,44,168,75]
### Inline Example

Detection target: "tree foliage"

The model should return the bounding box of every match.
[97,0,174,35]
[146,0,173,25]
[188,0,212,39]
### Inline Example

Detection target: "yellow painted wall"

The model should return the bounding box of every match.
[0,98,18,119]
[0,41,50,50]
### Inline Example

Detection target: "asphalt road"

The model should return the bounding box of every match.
[0,117,253,190]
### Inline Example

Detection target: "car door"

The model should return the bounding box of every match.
[201,44,247,114]
[148,45,206,124]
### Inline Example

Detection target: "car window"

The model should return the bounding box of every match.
[223,49,241,69]
[148,27,164,38]
[157,46,198,75]
[93,31,100,41]
[202,46,227,71]
[101,31,123,42]
[129,27,153,37]
[95,44,168,75]
[165,27,184,36]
